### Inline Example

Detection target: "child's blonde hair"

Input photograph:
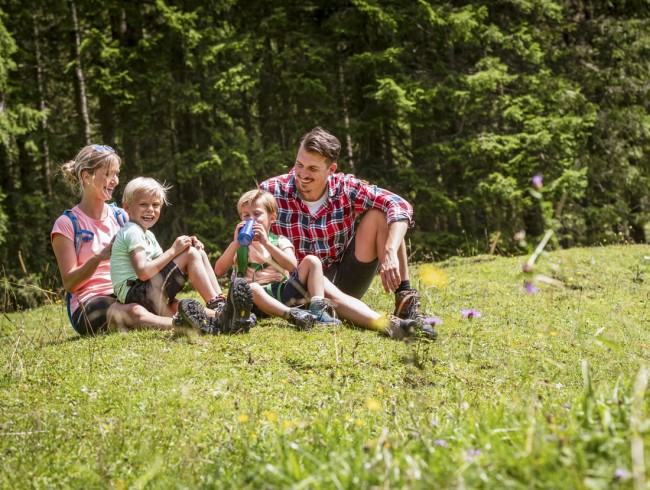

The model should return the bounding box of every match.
[122,177,172,206]
[237,189,278,216]
[60,144,121,197]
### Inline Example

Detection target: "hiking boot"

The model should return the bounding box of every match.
[173,298,209,332]
[394,288,426,321]
[288,307,317,331]
[218,278,254,333]
[309,298,342,326]
[385,315,438,341]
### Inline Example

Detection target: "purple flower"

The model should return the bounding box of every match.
[532,174,543,189]
[461,309,482,319]
[524,281,538,294]
[433,439,449,448]
[465,448,482,462]
[424,317,443,326]
[614,468,631,481]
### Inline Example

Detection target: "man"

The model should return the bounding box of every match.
[260,126,429,324]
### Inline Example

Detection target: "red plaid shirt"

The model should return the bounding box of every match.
[260,170,413,269]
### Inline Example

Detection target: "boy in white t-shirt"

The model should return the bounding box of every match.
[111,177,255,334]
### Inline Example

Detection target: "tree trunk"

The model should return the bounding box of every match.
[31,6,52,197]
[70,0,91,144]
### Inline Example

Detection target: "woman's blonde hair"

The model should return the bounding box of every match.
[60,144,121,197]
[237,189,278,216]
[122,177,172,206]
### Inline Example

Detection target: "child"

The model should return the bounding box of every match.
[215,189,341,330]
[111,177,254,334]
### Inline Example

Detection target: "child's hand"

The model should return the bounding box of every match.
[253,223,269,245]
[233,221,246,243]
[190,236,204,250]
[171,235,192,255]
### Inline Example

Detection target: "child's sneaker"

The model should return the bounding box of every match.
[218,278,254,333]
[288,307,316,331]
[173,298,209,332]
[394,288,426,321]
[308,298,342,326]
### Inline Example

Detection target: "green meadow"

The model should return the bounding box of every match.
[1,244,648,489]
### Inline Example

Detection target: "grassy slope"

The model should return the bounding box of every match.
[1,244,648,489]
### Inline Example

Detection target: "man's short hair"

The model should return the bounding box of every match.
[299,127,341,164]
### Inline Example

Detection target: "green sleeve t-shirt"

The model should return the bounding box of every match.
[110,222,164,303]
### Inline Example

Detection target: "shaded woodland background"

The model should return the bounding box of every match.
[0,0,648,309]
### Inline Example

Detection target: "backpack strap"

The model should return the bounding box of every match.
[233,232,284,283]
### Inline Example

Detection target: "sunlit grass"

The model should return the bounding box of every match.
[1,244,648,488]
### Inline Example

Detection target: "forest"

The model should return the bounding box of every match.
[0,0,648,309]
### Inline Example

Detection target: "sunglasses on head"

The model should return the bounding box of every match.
[92,144,115,153]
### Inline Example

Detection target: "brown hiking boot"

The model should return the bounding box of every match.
[394,288,426,321]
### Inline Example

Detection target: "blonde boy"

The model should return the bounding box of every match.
[111,177,254,334]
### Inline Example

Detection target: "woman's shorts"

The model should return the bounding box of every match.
[71,295,117,336]
[124,261,187,315]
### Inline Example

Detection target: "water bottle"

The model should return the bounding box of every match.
[237,219,255,246]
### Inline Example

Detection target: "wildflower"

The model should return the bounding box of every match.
[465,448,482,462]
[236,413,250,423]
[461,309,482,319]
[424,317,443,326]
[434,439,449,448]
[524,281,538,294]
[264,411,278,422]
[366,399,381,412]
[513,230,526,242]
[419,264,450,289]
[614,468,631,481]
[355,419,366,427]
[532,174,543,189]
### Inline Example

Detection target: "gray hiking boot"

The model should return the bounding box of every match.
[173,298,209,332]
[217,278,254,334]
[385,314,438,341]
[288,307,317,331]
[308,299,342,326]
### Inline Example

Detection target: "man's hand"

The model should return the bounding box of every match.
[379,249,401,293]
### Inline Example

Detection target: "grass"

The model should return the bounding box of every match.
[1,244,648,489]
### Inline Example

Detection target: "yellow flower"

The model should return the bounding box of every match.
[376,386,384,394]
[236,413,250,423]
[419,264,450,289]
[264,411,278,422]
[551,331,558,336]
[366,398,381,412]
[356,419,366,427]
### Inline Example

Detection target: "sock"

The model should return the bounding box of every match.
[311,296,324,303]
[395,281,411,294]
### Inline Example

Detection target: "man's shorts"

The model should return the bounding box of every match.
[323,234,378,299]
[71,295,117,336]
[124,261,187,315]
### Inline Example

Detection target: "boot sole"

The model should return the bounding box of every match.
[178,298,209,332]
[224,278,254,333]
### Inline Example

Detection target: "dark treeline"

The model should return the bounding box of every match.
[0,0,649,308]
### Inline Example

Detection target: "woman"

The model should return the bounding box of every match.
[51,144,206,335]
